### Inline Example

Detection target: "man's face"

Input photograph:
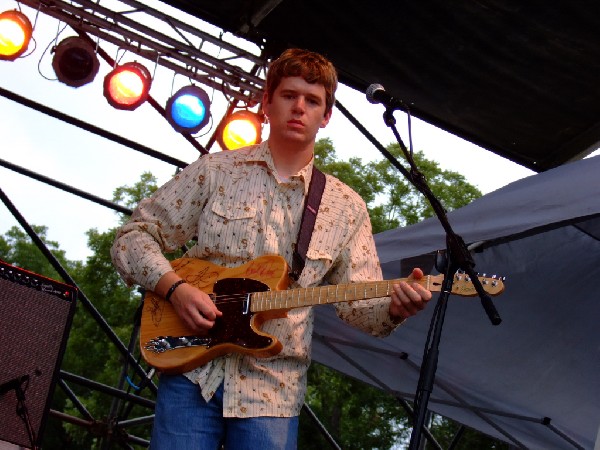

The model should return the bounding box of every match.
[263,76,332,146]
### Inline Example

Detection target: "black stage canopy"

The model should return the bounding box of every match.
[159,0,600,172]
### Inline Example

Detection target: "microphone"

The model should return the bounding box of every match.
[366,83,404,109]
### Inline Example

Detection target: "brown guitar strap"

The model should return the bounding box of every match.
[290,165,326,281]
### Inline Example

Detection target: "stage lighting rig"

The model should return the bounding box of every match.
[17,0,266,104]
[217,110,263,151]
[52,36,99,87]
[165,85,211,134]
[103,61,152,110]
[0,9,33,61]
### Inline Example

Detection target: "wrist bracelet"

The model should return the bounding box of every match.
[165,279,186,302]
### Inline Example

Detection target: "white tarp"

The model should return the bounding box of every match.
[312,154,600,449]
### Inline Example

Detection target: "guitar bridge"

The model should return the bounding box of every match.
[144,335,212,353]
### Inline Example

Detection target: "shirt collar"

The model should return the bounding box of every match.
[245,141,314,195]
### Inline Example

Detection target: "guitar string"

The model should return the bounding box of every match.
[178,276,488,306]
[164,276,489,307]
[189,279,412,306]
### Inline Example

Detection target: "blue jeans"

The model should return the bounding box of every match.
[150,374,299,450]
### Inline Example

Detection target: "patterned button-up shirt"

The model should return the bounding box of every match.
[111,141,400,418]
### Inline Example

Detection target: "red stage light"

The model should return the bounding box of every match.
[0,10,33,61]
[103,62,152,110]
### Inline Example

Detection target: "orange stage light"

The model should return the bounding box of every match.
[0,10,33,61]
[217,110,263,151]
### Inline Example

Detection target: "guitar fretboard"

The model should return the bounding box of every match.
[250,277,433,312]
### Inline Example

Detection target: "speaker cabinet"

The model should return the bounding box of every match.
[0,260,76,449]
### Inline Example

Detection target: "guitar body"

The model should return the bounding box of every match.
[140,255,290,374]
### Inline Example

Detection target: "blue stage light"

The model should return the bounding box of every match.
[165,85,211,134]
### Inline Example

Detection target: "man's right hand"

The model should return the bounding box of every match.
[156,272,222,333]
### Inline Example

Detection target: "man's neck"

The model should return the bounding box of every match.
[268,137,314,180]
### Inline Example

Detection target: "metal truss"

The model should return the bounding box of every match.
[16,0,267,105]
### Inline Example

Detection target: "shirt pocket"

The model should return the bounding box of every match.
[211,202,257,221]
[195,200,259,259]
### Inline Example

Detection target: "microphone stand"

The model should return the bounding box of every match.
[0,374,39,450]
[375,105,502,450]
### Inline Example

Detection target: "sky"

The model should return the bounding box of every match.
[0,0,538,263]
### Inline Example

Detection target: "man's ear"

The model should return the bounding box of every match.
[320,108,333,128]
[262,91,271,118]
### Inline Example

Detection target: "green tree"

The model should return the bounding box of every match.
[0,224,77,279]
[59,172,161,448]
[0,173,161,448]
[314,138,481,233]
[300,364,410,449]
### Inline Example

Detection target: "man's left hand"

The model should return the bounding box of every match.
[389,268,432,321]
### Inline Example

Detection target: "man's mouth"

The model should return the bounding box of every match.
[288,120,304,128]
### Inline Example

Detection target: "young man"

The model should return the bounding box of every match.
[111,48,431,449]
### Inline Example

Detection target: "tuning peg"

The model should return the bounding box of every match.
[491,276,506,287]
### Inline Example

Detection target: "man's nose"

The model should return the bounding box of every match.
[292,96,305,112]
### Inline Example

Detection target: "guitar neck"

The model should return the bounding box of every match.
[250,276,437,312]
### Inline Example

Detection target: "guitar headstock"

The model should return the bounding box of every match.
[427,272,505,297]
[452,272,505,297]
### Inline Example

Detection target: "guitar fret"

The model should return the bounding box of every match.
[238,270,498,315]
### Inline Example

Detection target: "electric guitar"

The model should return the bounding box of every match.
[140,255,504,374]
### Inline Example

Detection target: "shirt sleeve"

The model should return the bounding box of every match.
[110,156,211,291]
[328,197,402,338]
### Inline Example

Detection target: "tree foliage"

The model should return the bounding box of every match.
[0,173,160,449]
[314,138,481,233]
